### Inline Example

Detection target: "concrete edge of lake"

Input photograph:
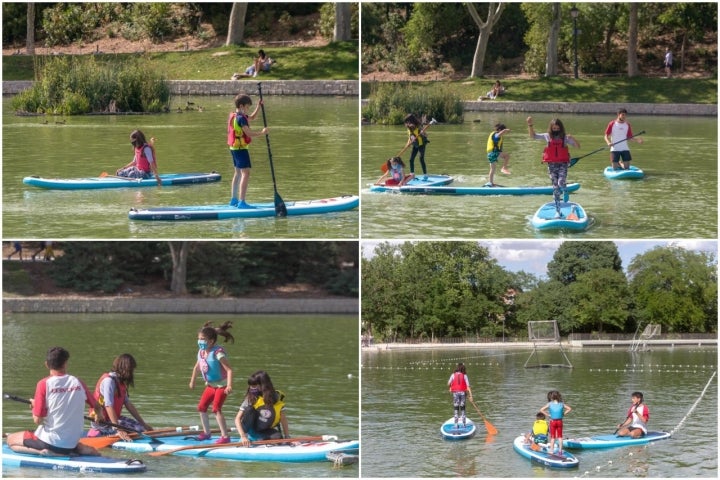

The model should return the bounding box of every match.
[4,80,715,116]
[3,297,358,314]
[364,338,718,351]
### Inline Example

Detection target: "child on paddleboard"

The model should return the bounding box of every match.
[540,390,572,455]
[116,130,161,185]
[616,391,649,438]
[604,108,643,171]
[447,362,473,428]
[398,114,430,176]
[376,157,413,186]
[227,93,268,208]
[190,324,234,444]
[524,411,549,447]
[527,117,581,218]
[486,123,512,186]
[234,370,290,446]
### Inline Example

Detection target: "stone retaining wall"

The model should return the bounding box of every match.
[2,80,358,96]
[462,100,717,116]
[3,297,358,314]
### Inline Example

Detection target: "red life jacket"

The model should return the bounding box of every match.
[227,112,252,148]
[542,136,570,163]
[449,372,467,392]
[91,373,127,421]
[134,143,156,172]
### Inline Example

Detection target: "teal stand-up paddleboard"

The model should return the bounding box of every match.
[2,443,146,473]
[603,165,645,179]
[531,201,589,231]
[440,417,477,440]
[512,435,579,469]
[564,431,671,449]
[23,172,221,190]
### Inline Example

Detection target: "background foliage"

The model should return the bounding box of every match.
[362,241,717,342]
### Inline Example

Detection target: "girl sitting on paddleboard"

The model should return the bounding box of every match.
[447,362,473,428]
[540,390,572,455]
[234,370,290,446]
[116,130,161,186]
[376,157,413,186]
[87,353,153,439]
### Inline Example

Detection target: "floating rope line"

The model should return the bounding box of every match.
[578,370,716,478]
[668,369,716,436]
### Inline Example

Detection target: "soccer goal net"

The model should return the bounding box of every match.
[524,320,573,368]
[527,320,560,343]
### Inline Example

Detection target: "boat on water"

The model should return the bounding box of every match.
[111,435,359,462]
[531,201,590,231]
[564,431,671,449]
[512,435,579,469]
[440,417,477,440]
[603,165,645,179]
[128,195,359,221]
[375,182,581,196]
[2,443,146,474]
[368,174,453,192]
[23,172,221,190]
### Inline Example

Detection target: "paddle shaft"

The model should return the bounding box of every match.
[4,393,141,435]
[396,119,435,157]
[149,435,332,456]
[569,130,645,167]
[257,82,287,217]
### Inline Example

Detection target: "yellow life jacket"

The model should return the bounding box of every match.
[252,390,286,430]
[487,132,503,153]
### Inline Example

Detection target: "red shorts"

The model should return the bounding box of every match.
[549,419,564,437]
[197,385,228,413]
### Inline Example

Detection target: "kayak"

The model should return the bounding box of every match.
[128,195,359,221]
[603,166,645,179]
[368,174,453,192]
[23,172,221,190]
[2,443,146,474]
[112,435,360,462]
[375,182,581,196]
[564,431,671,449]
[531,201,589,231]
[512,435,579,469]
[440,417,477,440]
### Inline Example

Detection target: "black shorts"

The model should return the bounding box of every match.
[23,430,77,455]
[611,150,632,163]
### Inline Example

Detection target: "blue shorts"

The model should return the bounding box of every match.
[231,149,251,169]
[611,150,632,163]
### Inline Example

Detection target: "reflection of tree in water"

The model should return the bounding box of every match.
[447,442,479,477]
[625,446,650,477]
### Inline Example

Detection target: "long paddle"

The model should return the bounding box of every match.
[99,172,140,180]
[149,434,338,457]
[257,82,287,217]
[569,130,645,167]
[468,399,498,435]
[4,393,152,439]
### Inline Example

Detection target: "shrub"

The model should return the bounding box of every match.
[363,82,464,125]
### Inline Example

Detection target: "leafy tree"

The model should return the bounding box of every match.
[569,268,631,333]
[628,246,717,333]
[547,241,622,285]
[226,3,248,45]
[466,2,506,77]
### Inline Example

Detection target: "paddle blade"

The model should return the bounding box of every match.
[484,418,499,435]
[567,206,579,221]
[274,191,287,217]
[100,172,109,177]
[79,435,121,449]
[569,158,578,168]
[380,163,388,173]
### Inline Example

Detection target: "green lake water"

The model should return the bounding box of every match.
[2,95,359,239]
[361,346,717,477]
[361,113,717,238]
[2,314,359,477]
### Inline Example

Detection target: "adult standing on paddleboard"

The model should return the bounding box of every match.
[116,130,161,185]
[227,93,268,209]
[616,391,649,438]
[87,353,153,439]
[527,117,581,218]
[604,108,643,171]
[447,362,473,429]
[6,347,104,457]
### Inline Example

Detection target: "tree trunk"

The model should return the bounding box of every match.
[467,2,506,78]
[627,4,639,77]
[545,3,560,77]
[168,241,189,295]
[333,3,352,42]
[26,3,35,55]
[226,3,248,46]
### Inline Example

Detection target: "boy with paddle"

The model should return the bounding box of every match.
[6,347,104,457]
[604,108,643,171]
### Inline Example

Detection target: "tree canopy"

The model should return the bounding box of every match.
[362,241,716,341]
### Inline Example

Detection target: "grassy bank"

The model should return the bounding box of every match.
[2,41,358,81]
[362,76,717,105]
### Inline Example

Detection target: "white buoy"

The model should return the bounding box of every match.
[347,373,353,379]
